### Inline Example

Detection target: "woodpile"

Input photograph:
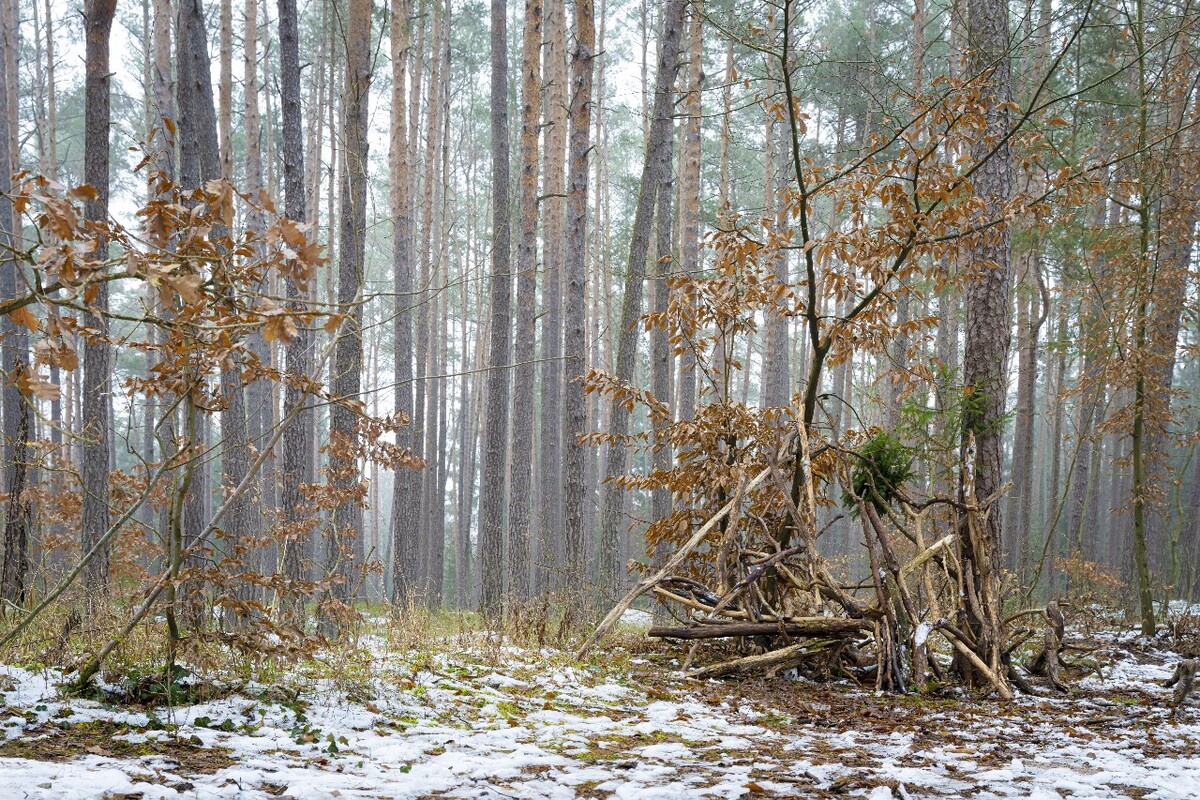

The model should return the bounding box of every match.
[578,428,1083,700]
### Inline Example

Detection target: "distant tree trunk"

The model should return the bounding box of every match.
[151,0,174,177]
[411,3,434,598]
[44,0,58,177]
[1067,191,1112,559]
[219,0,233,178]
[957,0,1013,685]
[419,0,451,603]
[507,0,543,603]
[761,14,789,410]
[390,0,420,604]
[276,0,315,615]
[1009,0,1052,584]
[0,0,30,606]
[80,0,118,601]
[479,0,513,617]
[676,4,702,423]
[717,38,733,223]
[596,0,684,599]
[562,0,595,596]
[326,0,372,621]
[304,0,329,231]
[242,0,273,554]
[1010,249,1045,582]
[584,0,609,578]
[537,0,568,596]
[454,267,476,608]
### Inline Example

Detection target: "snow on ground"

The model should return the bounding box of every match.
[1,631,1199,799]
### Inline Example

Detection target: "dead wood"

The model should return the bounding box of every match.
[936,621,1014,700]
[648,618,868,640]
[576,467,770,659]
[1165,658,1195,717]
[688,638,839,680]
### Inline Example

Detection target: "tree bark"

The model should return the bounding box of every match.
[80,0,118,601]
[676,5,702,424]
[479,0,514,617]
[390,0,421,604]
[957,0,1013,685]
[326,0,372,621]
[276,0,316,614]
[536,0,568,595]
[507,0,544,603]
[0,0,30,606]
[562,0,595,597]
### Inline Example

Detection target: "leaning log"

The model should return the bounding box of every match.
[649,619,869,640]
[575,467,770,660]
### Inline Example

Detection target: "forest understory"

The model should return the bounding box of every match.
[1,608,1199,800]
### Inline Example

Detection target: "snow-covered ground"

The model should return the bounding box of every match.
[1,629,1199,799]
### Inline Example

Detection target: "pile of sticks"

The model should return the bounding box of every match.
[577,429,1073,700]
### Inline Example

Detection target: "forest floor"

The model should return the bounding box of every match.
[1,610,1198,799]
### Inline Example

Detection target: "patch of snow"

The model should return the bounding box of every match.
[620,608,654,628]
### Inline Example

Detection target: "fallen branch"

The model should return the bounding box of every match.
[688,638,838,680]
[649,618,868,640]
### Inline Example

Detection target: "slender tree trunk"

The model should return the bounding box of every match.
[507,0,544,603]
[219,0,233,178]
[649,119,674,547]
[562,0,595,598]
[390,0,422,603]
[0,0,30,606]
[596,0,685,599]
[416,0,448,601]
[717,38,733,223]
[761,14,789,410]
[80,0,118,602]
[454,255,475,608]
[676,4,702,423]
[276,0,316,615]
[325,0,372,623]
[479,0,514,616]
[1010,248,1045,581]
[537,0,568,596]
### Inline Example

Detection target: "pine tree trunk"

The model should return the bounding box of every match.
[761,13,789,410]
[479,0,514,617]
[957,0,1013,686]
[390,0,422,603]
[649,120,674,546]
[80,0,118,602]
[562,0,595,598]
[276,0,316,617]
[0,0,30,605]
[676,5,702,424]
[219,0,233,178]
[537,0,568,596]
[507,0,543,603]
[596,0,685,600]
[326,0,372,624]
